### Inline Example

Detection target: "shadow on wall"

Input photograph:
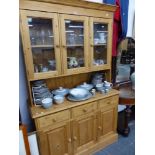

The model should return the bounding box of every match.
[19,35,35,132]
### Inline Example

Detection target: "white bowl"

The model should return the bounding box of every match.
[96,83,104,91]
[54,95,64,104]
[41,98,53,109]
[69,88,89,99]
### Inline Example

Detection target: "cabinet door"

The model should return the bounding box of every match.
[38,122,72,155]
[20,10,61,80]
[72,114,97,154]
[97,106,117,140]
[60,14,89,75]
[90,17,113,71]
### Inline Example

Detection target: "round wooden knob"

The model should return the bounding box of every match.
[98,126,102,130]
[52,118,56,122]
[68,138,72,143]
[56,144,60,149]
[73,136,77,141]
[83,109,87,112]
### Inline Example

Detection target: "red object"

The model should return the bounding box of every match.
[112,0,122,56]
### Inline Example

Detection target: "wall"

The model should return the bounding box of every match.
[19,37,34,132]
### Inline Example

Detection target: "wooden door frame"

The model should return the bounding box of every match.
[60,14,89,75]
[89,17,113,71]
[20,10,61,80]
[97,106,117,141]
[71,113,97,154]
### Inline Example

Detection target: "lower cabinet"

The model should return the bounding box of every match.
[36,95,119,155]
[97,96,118,140]
[97,107,117,141]
[72,114,97,154]
[38,121,72,155]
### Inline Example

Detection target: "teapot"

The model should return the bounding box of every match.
[104,81,113,89]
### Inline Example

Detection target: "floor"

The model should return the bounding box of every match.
[94,120,135,155]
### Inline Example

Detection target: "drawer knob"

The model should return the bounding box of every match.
[56,144,60,149]
[98,126,102,130]
[83,109,87,112]
[52,118,56,122]
[73,136,77,141]
[107,102,111,105]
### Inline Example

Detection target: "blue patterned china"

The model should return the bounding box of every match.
[77,82,94,91]
[52,87,69,96]
[67,92,92,102]
[69,88,89,99]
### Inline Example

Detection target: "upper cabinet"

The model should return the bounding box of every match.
[60,14,89,75]
[90,17,112,71]
[20,1,115,81]
[20,10,61,80]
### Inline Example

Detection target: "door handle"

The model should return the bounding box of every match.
[98,126,102,130]
[73,136,77,141]
[68,138,72,143]
[55,45,60,48]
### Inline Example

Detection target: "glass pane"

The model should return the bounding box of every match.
[67,47,84,69]
[28,17,54,45]
[32,47,56,73]
[27,17,56,73]
[93,46,107,65]
[93,23,108,66]
[65,20,85,69]
[94,23,108,45]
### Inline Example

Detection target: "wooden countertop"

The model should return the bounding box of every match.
[31,89,119,118]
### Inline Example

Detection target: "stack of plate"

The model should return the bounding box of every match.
[32,80,52,105]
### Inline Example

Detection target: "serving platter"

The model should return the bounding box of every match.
[67,92,93,102]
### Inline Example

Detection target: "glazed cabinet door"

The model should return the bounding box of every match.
[38,122,72,155]
[90,17,113,71]
[60,14,89,75]
[72,114,97,154]
[97,106,117,140]
[20,10,61,80]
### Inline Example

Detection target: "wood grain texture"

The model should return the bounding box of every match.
[34,91,119,155]
[20,0,116,12]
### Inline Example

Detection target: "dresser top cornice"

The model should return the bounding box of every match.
[20,0,116,12]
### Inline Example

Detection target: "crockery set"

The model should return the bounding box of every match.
[32,77,113,109]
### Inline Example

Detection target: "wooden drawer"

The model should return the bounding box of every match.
[36,110,70,129]
[98,95,118,109]
[72,101,97,118]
